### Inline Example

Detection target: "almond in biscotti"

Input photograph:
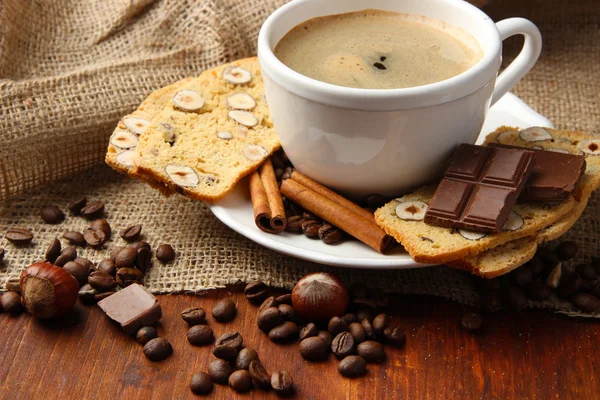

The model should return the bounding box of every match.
[110,130,138,149]
[503,211,524,231]
[217,131,233,140]
[223,66,252,84]
[577,139,600,155]
[496,130,519,144]
[395,201,427,221]
[459,230,487,241]
[229,110,258,127]
[165,164,199,187]
[116,150,135,167]
[519,127,553,142]
[123,116,150,135]
[242,144,268,161]
[173,90,205,112]
[226,93,256,110]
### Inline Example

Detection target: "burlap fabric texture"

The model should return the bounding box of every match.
[1,0,599,317]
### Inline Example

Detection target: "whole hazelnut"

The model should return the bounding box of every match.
[291,272,349,321]
[20,262,79,319]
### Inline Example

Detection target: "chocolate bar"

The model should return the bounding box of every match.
[97,283,162,335]
[489,143,586,202]
[424,144,535,232]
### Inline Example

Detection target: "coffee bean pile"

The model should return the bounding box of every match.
[477,240,600,314]
[248,280,405,380]
[135,325,173,362]
[183,299,294,396]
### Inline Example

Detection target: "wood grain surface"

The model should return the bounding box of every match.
[0,290,598,400]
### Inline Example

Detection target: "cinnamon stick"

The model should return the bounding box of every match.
[290,171,376,223]
[249,160,287,233]
[280,179,392,253]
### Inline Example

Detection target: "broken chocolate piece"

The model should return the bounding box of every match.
[489,143,586,202]
[97,283,162,335]
[424,144,535,232]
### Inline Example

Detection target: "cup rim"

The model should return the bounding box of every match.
[257,0,503,111]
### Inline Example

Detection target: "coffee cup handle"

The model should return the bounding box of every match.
[490,18,542,106]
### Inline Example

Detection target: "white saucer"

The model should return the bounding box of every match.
[210,93,554,269]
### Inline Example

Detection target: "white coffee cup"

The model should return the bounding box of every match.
[258,0,542,197]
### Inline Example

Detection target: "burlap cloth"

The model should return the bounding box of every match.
[1,0,599,317]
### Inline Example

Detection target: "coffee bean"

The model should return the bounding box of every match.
[68,197,87,215]
[63,261,90,287]
[117,267,144,283]
[328,316,349,336]
[62,231,84,247]
[318,330,333,347]
[506,286,528,310]
[268,321,298,342]
[570,293,600,313]
[353,297,377,312]
[143,337,172,361]
[511,266,533,288]
[235,347,259,370]
[135,247,151,273]
[382,326,406,348]
[43,238,60,263]
[212,298,237,322]
[83,227,107,248]
[74,257,94,271]
[341,313,357,325]
[213,345,239,361]
[527,256,544,276]
[229,370,253,393]
[55,246,77,267]
[299,336,328,361]
[40,205,65,224]
[357,340,385,363]
[5,227,34,246]
[319,224,343,244]
[249,360,271,389]
[258,307,283,332]
[80,200,105,219]
[299,322,319,340]
[88,270,116,292]
[97,259,116,277]
[278,303,296,322]
[356,309,373,323]
[208,359,233,384]
[373,293,389,309]
[275,293,292,305]
[131,241,151,252]
[90,219,112,239]
[331,331,355,359]
[94,291,115,301]
[155,244,175,263]
[216,331,244,350]
[110,246,125,261]
[481,291,503,313]
[271,371,294,395]
[6,279,21,293]
[348,322,366,344]
[285,215,304,233]
[181,307,206,326]
[302,219,322,238]
[558,273,583,298]
[259,296,278,313]
[526,280,552,301]
[360,318,376,340]
[302,211,315,220]
[115,247,138,269]
[2,291,22,315]
[136,326,158,345]
[190,372,214,395]
[372,313,389,335]
[78,284,97,304]
[187,325,214,346]
[575,264,597,280]
[245,280,269,304]
[120,224,142,242]
[461,311,482,333]
[556,241,577,261]
[338,355,367,378]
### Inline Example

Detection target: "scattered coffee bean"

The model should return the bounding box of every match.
[64,261,90,287]
[318,224,343,244]
[97,259,116,277]
[383,326,406,348]
[328,316,349,336]
[117,267,144,284]
[74,257,94,271]
[6,279,21,293]
[135,247,151,273]
[131,241,151,252]
[570,293,600,313]
[259,296,278,313]
[278,303,296,321]
[229,370,253,393]
[353,297,377,312]
[338,355,367,378]
[40,205,65,224]
[190,372,214,395]
[356,340,385,363]
[216,331,244,349]
[302,211,316,220]
[249,360,271,389]
[44,238,61,263]
[556,240,577,261]
[575,264,597,280]
[88,270,116,292]
[5,227,34,246]
[115,247,138,269]
[268,321,298,342]
[156,244,175,263]
[110,246,125,261]
[527,256,544,276]
[372,313,389,335]
[187,325,214,346]
[143,337,173,361]
[302,219,322,238]
[63,231,85,247]
[348,322,366,344]
[78,284,97,304]
[68,197,87,215]
[285,215,304,233]
[2,291,23,315]
[275,293,292,305]
[94,291,115,301]
[360,318,376,340]
[90,219,112,239]
[299,322,319,340]
[511,266,533,288]
[558,273,583,298]
[300,336,328,361]
[136,326,158,345]
[208,359,233,384]
[318,330,333,347]
[213,345,239,361]
[331,331,355,359]
[341,313,357,325]
[461,311,483,333]
[120,224,142,242]
[356,309,373,323]
[181,307,206,326]
[80,200,105,219]
[235,347,259,370]
[506,286,528,310]
[212,298,237,322]
[54,246,77,267]
[271,371,294,395]
[245,280,269,304]
[258,307,283,332]
[527,280,552,301]
[83,227,107,248]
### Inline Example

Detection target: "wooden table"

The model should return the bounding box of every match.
[0,290,597,399]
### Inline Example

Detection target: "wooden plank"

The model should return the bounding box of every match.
[0,291,598,399]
